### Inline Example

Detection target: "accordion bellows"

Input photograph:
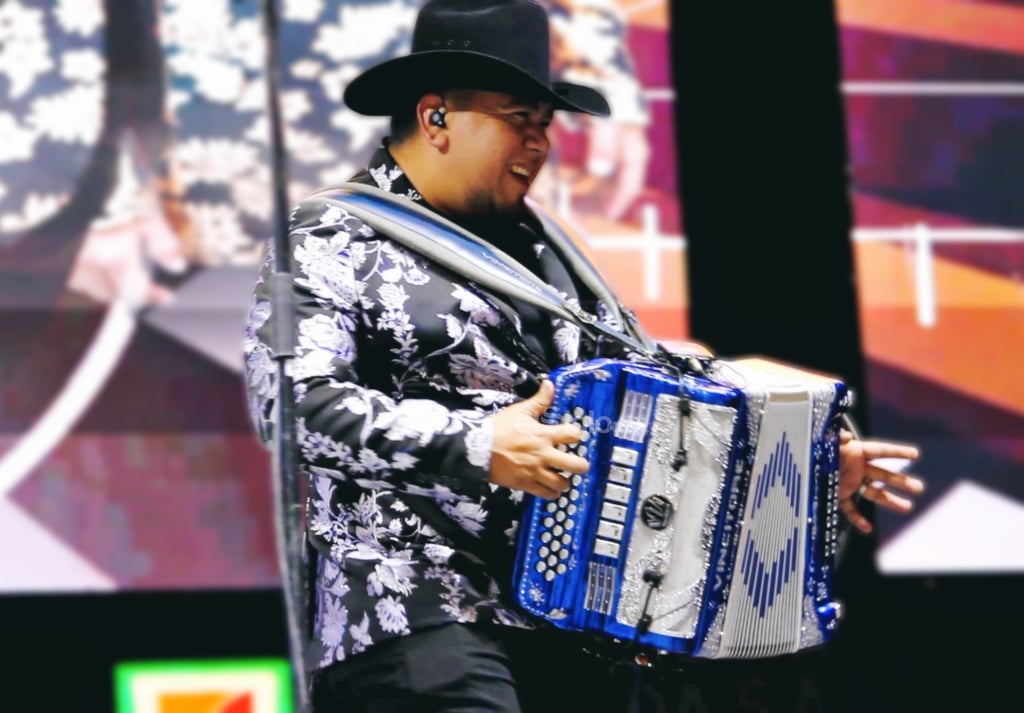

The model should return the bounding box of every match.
[513,356,851,660]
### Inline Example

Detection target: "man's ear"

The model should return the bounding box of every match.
[418,94,448,150]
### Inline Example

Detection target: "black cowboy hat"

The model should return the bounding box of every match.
[342,0,610,117]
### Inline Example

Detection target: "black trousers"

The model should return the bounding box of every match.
[311,623,636,713]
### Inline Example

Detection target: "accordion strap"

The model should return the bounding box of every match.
[312,183,658,358]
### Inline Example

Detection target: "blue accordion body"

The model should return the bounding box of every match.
[513,357,851,660]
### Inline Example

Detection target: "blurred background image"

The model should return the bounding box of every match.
[1,0,1022,711]
[837,0,1024,574]
[0,0,685,593]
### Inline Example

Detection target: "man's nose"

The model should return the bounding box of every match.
[524,123,550,154]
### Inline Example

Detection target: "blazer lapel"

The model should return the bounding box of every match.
[534,242,582,366]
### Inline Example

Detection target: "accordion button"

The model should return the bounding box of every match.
[539,546,549,558]
[552,525,563,537]
[540,532,552,543]
[545,570,555,582]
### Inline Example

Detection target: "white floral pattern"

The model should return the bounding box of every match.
[245,145,627,667]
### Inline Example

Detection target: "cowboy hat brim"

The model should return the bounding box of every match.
[342,50,611,118]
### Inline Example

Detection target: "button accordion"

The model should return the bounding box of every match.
[513,356,851,660]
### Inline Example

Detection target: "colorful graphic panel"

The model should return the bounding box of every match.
[114,659,292,713]
[0,0,685,592]
[837,0,1024,572]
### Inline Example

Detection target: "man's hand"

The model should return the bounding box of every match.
[67,210,187,307]
[584,120,651,222]
[489,380,589,499]
[838,429,925,534]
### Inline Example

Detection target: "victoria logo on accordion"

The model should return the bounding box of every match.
[512,356,851,662]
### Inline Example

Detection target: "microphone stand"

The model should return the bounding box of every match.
[258,2,310,711]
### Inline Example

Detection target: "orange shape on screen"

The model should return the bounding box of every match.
[157,692,253,713]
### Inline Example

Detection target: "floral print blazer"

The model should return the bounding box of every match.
[245,144,622,668]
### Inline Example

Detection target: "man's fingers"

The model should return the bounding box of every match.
[529,468,571,499]
[861,482,913,512]
[866,464,925,495]
[861,440,920,461]
[839,496,873,534]
[546,449,588,475]
[548,422,585,445]
[520,379,555,418]
[531,482,566,500]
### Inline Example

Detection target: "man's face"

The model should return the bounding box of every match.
[443,90,554,219]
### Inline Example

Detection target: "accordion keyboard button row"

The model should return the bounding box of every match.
[824,467,840,559]
[582,393,652,613]
[534,408,588,582]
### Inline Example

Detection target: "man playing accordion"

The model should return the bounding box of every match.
[243,1,924,711]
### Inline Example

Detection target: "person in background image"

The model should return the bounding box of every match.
[0,0,189,310]
[0,0,654,307]
[0,0,187,457]
[243,2,926,711]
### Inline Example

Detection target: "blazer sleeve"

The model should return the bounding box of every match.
[243,198,498,502]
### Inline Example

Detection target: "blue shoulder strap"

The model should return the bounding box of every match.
[312,182,656,356]
[525,198,657,352]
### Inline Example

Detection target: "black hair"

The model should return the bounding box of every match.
[389,100,421,145]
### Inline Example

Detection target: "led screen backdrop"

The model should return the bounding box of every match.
[0,0,685,592]
[114,658,293,713]
[837,0,1024,573]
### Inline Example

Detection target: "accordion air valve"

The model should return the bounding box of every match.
[513,356,851,661]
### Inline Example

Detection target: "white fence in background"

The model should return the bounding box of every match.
[548,82,1024,319]
[844,80,1024,327]
[852,226,1024,328]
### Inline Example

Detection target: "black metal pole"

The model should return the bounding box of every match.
[258,1,310,711]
